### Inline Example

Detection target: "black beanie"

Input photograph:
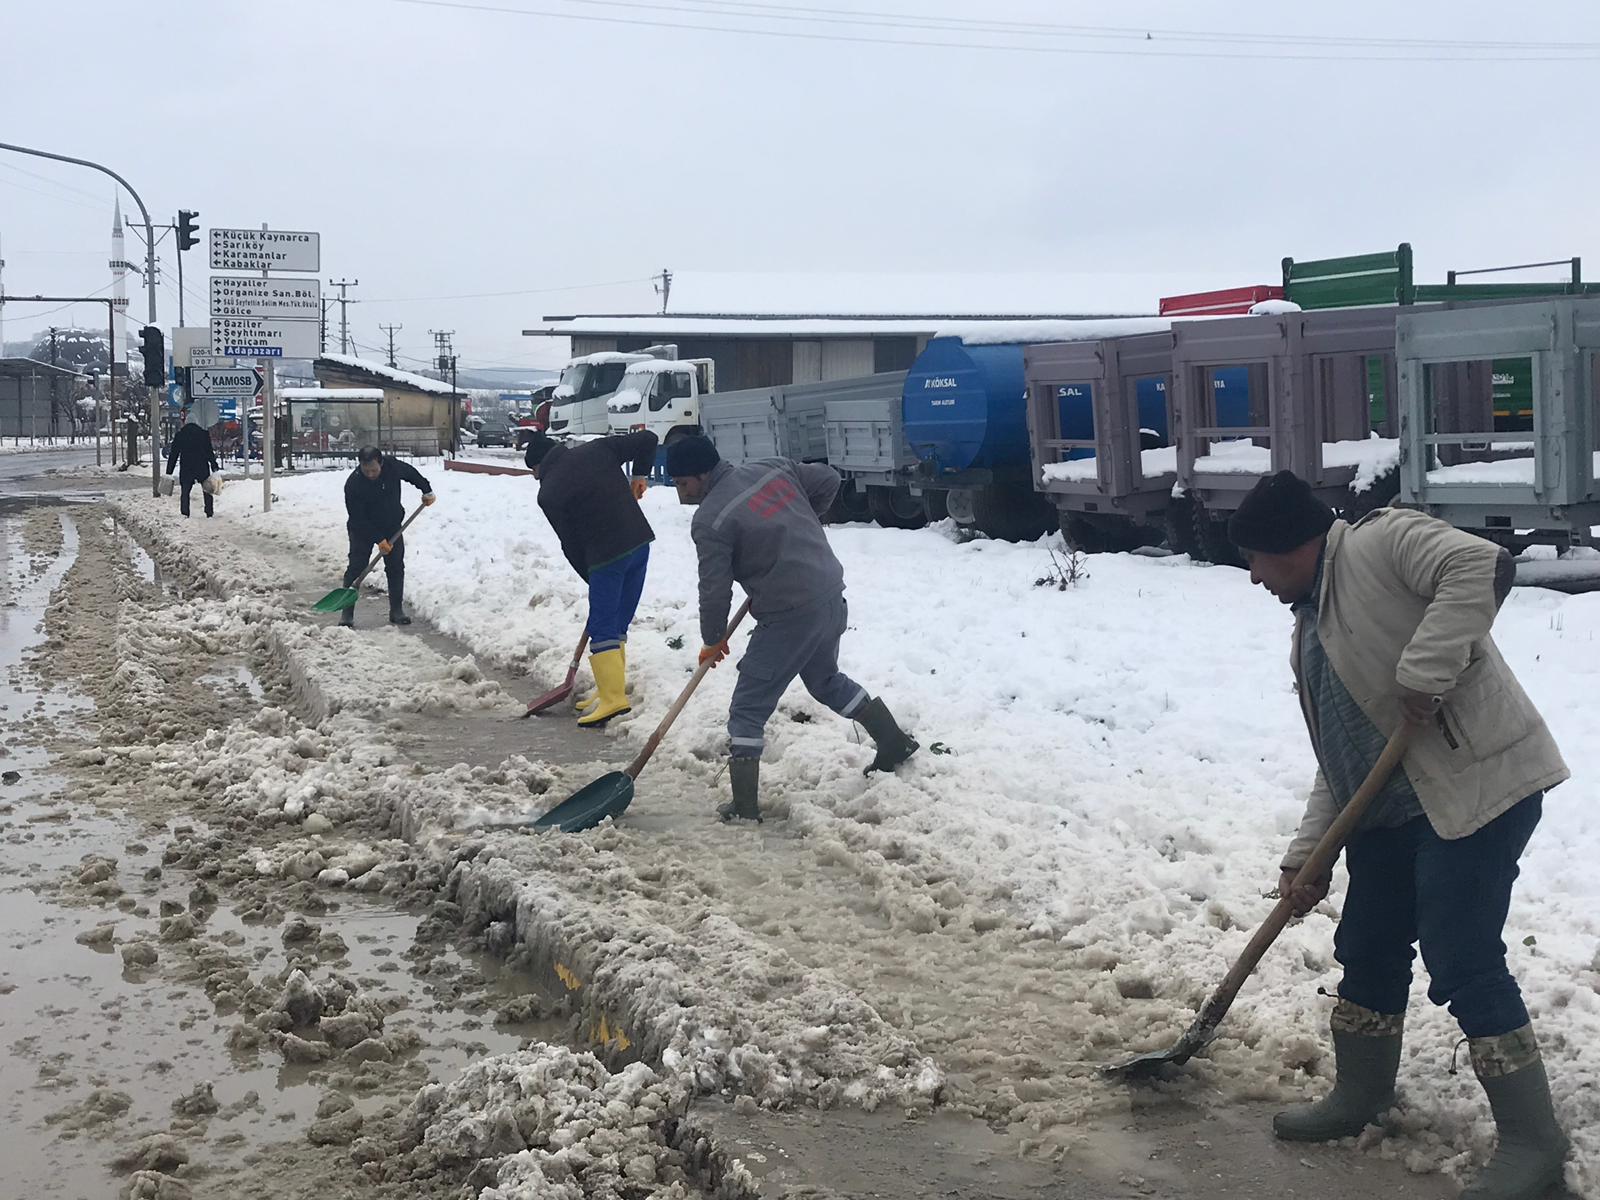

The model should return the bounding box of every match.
[523,432,556,470]
[665,434,720,478]
[1227,470,1335,554]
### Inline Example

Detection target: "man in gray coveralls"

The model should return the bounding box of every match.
[667,435,919,823]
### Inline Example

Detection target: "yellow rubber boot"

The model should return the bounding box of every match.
[573,643,622,715]
[576,649,630,728]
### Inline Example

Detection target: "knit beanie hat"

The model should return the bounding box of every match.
[665,434,720,478]
[1227,470,1336,554]
[523,432,556,470]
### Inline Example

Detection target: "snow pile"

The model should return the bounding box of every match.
[1248,299,1303,315]
[400,1046,695,1199]
[605,387,644,415]
[1041,445,1178,485]
[1192,436,1399,489]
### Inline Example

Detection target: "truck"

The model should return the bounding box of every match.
[604,357,716,446]
[545,347,678,437]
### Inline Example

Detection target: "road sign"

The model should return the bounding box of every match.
[209,228,321,273]
[211,316,319,360]
[210,276,321,319]
[189,353,222,369]
[166,382,186,409]
[190,367,265,400]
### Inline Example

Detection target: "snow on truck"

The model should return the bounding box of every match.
[605,357,716,445]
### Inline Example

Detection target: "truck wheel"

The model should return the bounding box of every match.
[1060,512,1110,554]
[1191,498,1245,568]
[1340,468,1400,523]
[974,487,1055,543]
[922,490,950,522]
[1165,495,1201,558]
[868,486,928,530]
[826,481,872,524]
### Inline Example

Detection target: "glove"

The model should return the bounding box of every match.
[631,478,648,501]
[422,492,437,507]
[698,641,729,668]
[378,539,393,555]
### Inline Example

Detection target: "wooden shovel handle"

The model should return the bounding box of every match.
[1193,721,1417,1031]
[625,598,752,780]
[350,501,428,589]
[568,629,590,672]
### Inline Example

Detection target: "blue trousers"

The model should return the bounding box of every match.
[728,593,868,758]
[586,545,649,654]
[1336,793,1543,1038]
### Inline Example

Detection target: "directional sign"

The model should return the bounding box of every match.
[210,276,321,319]
[209,228,321,273]
[188,353,222,369]
[211,316,319,360]
[190,367,265,400]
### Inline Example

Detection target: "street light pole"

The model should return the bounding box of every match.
[0,141,161,495]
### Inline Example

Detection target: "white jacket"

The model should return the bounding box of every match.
[1282,509,1568,869]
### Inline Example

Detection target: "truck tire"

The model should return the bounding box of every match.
[974,487,1055,543]
[1062,512,1151,554]
[1340,468,1401,523]
[1060,512,1110,554]
[922,490,950,522]
[868,486,929,530]
[1164,495,1201,558]
[826,480,872,525]
[1191,498,1245,568]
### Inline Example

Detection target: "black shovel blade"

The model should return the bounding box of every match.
[1101,1023,1215,1081]
[532,771,635,833]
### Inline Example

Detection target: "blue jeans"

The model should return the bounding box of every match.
[1336,794,1543,1038]
[586,545,649,654]
[728,593,868,758]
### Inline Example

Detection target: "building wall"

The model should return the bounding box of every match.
[820,339,875,379]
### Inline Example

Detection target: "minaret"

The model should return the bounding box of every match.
[110,197,128,367]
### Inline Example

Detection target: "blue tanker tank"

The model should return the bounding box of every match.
[901,337,1030,475]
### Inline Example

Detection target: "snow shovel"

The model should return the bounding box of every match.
[1104,719,1421,1080]
[515,598,752,834]
[521,630,590,718]
[312,502,428,613]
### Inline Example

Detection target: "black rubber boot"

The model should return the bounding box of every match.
[1274,1002,1403,1142]
[388,575,411,625]
[854,697,919,775]
[1462,1029,1570,1200]
[717,758,762,824]
[338,606,356,629]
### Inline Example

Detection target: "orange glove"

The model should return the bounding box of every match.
[378,539,393,555]
[698,641,729,668]
[631,478,648,501]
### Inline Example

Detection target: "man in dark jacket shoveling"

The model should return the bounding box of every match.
[341,446,435,628]
[165,413,220,518]
[524,429,658,729]
[1232,471,1569,1200]
[667,436,918,823]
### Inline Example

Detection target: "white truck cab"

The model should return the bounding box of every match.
[545,352,653,437]
[606,358,716,443]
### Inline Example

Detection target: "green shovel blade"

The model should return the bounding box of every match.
[313,587,359,613]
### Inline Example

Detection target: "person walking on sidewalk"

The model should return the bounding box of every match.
[341,446,435,629]
[667,435,918,824]
[1231,470,1569,1200]
[165,414,220,518]
[523,429,658,728]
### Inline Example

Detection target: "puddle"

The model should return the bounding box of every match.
[198,664,265,703]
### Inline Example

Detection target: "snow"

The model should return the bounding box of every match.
[317,353,458,396]
[568,351,647,366]
[938,317,1172,346]
[1041,446,1178,484]
[1248,299,1303,315]
[1192,436,1401,491]
[112,474,1600,1193]
[619,359,691,376]
[606,388,645,414]
[1423,451,1600,487]
[279,387,384,401]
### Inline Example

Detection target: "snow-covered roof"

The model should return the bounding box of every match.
[530,315,1141,338]
[566,351,652,367]
[316,353,458,395]
[280,387,384,401]
[938,317,1174,346]
[620,359,693,375]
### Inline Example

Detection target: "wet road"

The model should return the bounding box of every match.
[0,448,102,484]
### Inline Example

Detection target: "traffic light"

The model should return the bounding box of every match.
[177,210,199,252]
[138,326,165,387]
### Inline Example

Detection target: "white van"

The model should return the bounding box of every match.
[605,358,716,444]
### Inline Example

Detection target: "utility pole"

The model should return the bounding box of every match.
[329,277,359,355]
[1,141,161,494]
[48,327,59,441]
[380,323,403,369]
[0,231,6,354]
[430,329,458,456]
[654,267,673,314]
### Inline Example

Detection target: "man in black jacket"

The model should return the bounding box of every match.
[524,430,658,728]
[341,446,435,628]
[165,414,221,518]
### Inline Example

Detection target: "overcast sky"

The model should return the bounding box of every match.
[2,0,1596,371]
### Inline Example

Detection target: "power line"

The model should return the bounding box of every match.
[382,0,1600,61]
